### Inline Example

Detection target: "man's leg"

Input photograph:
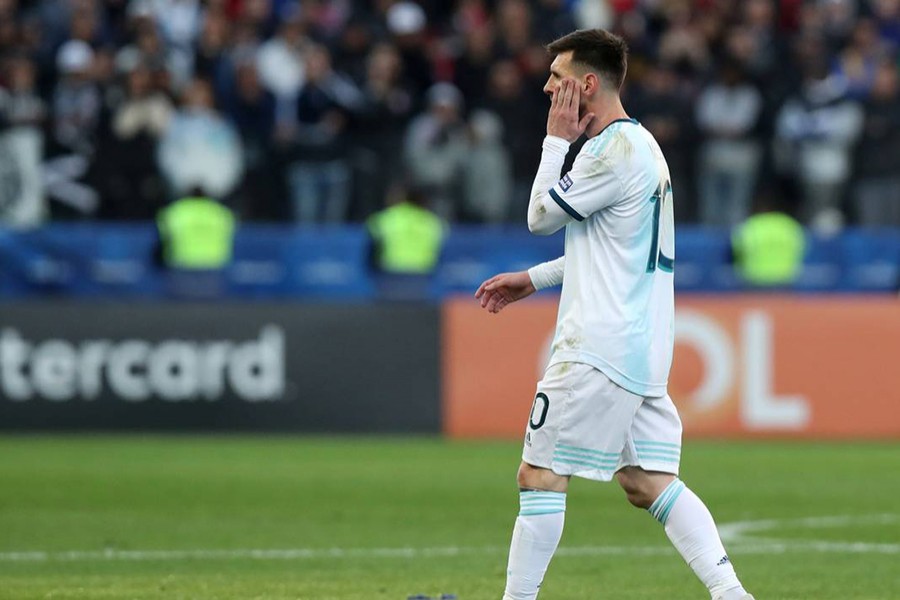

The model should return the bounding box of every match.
[503,462,569,600]
[616,467,750,600]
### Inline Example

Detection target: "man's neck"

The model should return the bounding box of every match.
[584,95,629,139]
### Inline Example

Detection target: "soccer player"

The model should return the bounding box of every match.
[474,30,754,600]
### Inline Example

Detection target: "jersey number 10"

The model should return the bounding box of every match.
[646,181,674,274]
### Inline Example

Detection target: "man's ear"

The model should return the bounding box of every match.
[583,72,599,96]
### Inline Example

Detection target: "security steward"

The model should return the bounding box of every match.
[732,198,805,287]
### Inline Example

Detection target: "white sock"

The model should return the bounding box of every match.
[503,490,566,600]
[649,479,747,599]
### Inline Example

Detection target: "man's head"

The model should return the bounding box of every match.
[543,29,628,102]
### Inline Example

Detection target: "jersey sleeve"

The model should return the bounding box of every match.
[528,256,565,290]
[547,151,624,222]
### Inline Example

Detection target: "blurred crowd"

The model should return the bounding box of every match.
[1,0,900,230]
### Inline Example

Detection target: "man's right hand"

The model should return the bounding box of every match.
[547,78,595,143]
[474,271,536,314]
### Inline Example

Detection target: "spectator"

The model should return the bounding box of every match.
[52,39,101,156]
[92,62,173,219]
[739,0,789,81]
[533,0,579,42]
[496,0,532,57]
[404,82,468,220]
[115,19,180,89]
[234,0,275,40]
[628,62,696,223]
[461,109,512,223]
[352,42,414,221]
[453,24,496,108]
[695,60,764,227]
[571,0,613,30]
[151,0,202,52]
[334,15,375,84]
[657,5,710,77]
[44,38,103,217]
[255,4,307,116]
[852,59,900,228]
[0,56,46,130]
[831,19,890,100]
[157,77,244,201]
[192,9,232,89]
[819,0,858,50]
[225,58,277,220]
[774,57,863,231]
[872,0,900,48]
[385,1,433,98]
[285,43,361,223]
[481,59,544,220]
[0,55,47,227]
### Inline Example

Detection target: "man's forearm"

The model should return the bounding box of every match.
[528,256,565,290]
[526,136,570,235]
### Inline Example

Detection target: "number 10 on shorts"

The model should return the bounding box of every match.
[529,393,549,430]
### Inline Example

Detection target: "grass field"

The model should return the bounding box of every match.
[0,436,898,600]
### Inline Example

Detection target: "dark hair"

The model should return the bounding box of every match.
[546,29,629,90]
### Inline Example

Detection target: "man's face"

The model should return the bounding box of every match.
[543,51,589,115]
[543,51,575,99]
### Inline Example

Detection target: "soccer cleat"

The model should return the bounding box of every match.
[713,595,754,600]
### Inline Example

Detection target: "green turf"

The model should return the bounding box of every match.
[0,436,898,599]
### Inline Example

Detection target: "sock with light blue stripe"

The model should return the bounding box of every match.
[518,490,566,516]
[650,479,747,599]
[503,491,566,599]
[648,478,686,524]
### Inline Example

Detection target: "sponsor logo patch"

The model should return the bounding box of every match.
[559,174,573,192]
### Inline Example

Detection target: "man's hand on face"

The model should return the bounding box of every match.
[546,77,595,143]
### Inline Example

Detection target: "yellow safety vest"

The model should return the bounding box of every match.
[157,197,235,270]
[732,212,805,285]
[367,202,445,274]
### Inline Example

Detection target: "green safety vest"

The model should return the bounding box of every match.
[367,202,445,274]
[157,197,235,270]
[732,212,805,286]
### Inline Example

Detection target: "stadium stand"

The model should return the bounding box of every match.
[0,0,898,298]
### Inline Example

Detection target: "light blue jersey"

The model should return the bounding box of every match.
[545,119,674,397]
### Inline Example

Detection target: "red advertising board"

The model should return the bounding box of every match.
[443,296,900,439]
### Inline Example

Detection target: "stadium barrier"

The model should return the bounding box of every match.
[443,295,900,439]
[0,224,897,297]
[0,302,440,432]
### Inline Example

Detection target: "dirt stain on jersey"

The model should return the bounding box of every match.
[552,335,583,353]
[585,132,632,177]
[606,131,634,160]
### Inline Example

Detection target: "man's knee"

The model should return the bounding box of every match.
[616,467,674,509]
[516,462,569,492]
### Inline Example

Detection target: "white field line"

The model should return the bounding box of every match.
[1,515,897,563]
[718,513,900,541]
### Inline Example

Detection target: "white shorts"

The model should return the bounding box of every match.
[521,362,683,482]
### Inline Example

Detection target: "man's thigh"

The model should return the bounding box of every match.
[620,394,684,476]
[522,362,642,482]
